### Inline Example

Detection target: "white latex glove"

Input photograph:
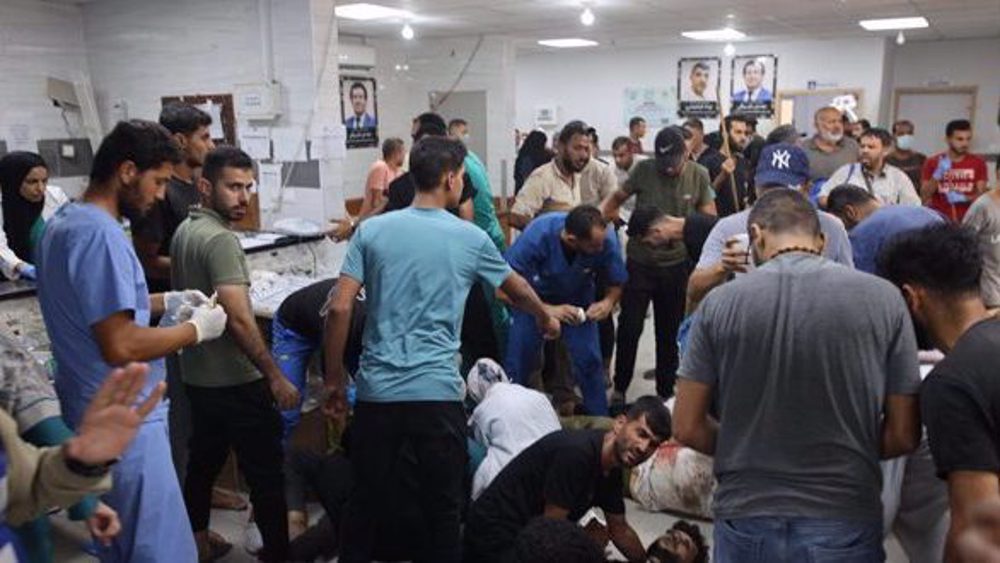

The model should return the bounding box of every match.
[184,305,228,343]
[164,290,211,317]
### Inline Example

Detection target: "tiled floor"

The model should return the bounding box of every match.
[52,313,909,562]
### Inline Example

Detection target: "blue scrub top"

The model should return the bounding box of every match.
[505,212,627,306]
[35,203,167,428]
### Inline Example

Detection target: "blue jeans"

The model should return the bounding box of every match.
[714,517,884,563]
[272,316,317,440]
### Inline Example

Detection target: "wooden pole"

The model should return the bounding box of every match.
[716,91,742,212]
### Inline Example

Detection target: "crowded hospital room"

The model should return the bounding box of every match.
[0,0,999,561]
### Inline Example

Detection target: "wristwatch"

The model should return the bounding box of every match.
[63,450,117,478]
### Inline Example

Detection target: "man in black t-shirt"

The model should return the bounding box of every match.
[878,222,1000,562]
[273,277,365,438]
[463,396,671,563]
[132,103,215,292]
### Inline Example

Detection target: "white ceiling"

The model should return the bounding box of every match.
[337,0,1000,50]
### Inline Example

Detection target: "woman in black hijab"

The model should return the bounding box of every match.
[0,152,60,280]
[514,131,553,195]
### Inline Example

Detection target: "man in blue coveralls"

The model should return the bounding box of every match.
[35,120,229,562]
[504,204,627,415]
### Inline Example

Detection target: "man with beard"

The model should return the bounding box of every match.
[463,396,671,563]
[920,119,988,222]
[820,128,921,208]
[35,120,229,562]
[804,106,860,186]
[878,223,1000,562]
[673,189,921,562]
[132,103,215,293]
[686,115,752,217]
[601,126,716,401]
[170,147,300,562]
[510,120,595,229]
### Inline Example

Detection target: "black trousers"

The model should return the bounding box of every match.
[184,379,289,562]
[613,259,689,398]
[595,269,616,364]
[461,282,500,372]
[340,401,467,563]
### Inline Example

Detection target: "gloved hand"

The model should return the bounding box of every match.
[18,263,36,281]
[184,305,228,344]
[933,156,952,181]
[164,290,211,317]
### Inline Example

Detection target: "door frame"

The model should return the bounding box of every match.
[892,86,978,127]
[775,88,865,125]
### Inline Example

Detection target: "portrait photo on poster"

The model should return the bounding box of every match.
[677,57,721,118]
[730,54,778,118]
[340,76,379,149]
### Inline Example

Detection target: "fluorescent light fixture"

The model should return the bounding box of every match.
[681,27,745,41]
[537,38,599,48]
[335,3,412,21]
[859,16,928,31]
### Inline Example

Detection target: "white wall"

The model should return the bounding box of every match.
[889,38,1000,155]
[80,0,342,225]
[0,0,91,190]
[516,37,891,143]
[343,35,517,199]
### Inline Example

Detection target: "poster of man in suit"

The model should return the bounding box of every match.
[730,55,777,118]
[341,76,379,149]
[677,57,721,118]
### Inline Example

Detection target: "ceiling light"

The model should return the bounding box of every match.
[401,23,414,40]
[335,3,412,21]
[723,42,736,56]
[858,16,929,31]
[681,27,746,41]
[580,8,595,26]
[537,38,599,48]
[896,30,906,45]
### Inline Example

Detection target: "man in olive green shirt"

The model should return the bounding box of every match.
[170,147,298,562]
[601,126,716,402]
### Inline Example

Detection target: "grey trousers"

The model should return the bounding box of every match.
[881,434,950,563]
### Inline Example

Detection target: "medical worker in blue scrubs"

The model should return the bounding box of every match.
[35,120,229,562]
[503,205,627,415]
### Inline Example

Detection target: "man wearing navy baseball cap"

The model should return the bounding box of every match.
[601,126,716,403]
[686,143,855,309]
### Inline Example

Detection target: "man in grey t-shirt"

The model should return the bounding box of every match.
[687,143,854,309]
[673,189,921,562]
[962,186,1000,308]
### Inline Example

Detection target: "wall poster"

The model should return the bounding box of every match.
[677,57,721,118]
[340,76,379,149]
[730,54,778,118]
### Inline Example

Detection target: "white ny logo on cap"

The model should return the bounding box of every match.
[771,149,791,169]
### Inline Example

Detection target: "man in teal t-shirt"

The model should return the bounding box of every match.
[323,137,557,563]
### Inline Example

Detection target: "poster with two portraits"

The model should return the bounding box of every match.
[676,54,777,119]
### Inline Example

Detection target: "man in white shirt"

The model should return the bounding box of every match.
[819,128,920,207]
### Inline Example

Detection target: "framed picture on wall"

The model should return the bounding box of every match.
[677,57,721,118]
[340,76,379,149]
[730,54,778,118]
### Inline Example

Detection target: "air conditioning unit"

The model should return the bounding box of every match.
[337,44,376,70]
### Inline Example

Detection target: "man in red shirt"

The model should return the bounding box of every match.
[920,119,988,221]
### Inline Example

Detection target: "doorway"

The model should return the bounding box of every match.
[430,89,488,164]
[893,87,977,155]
